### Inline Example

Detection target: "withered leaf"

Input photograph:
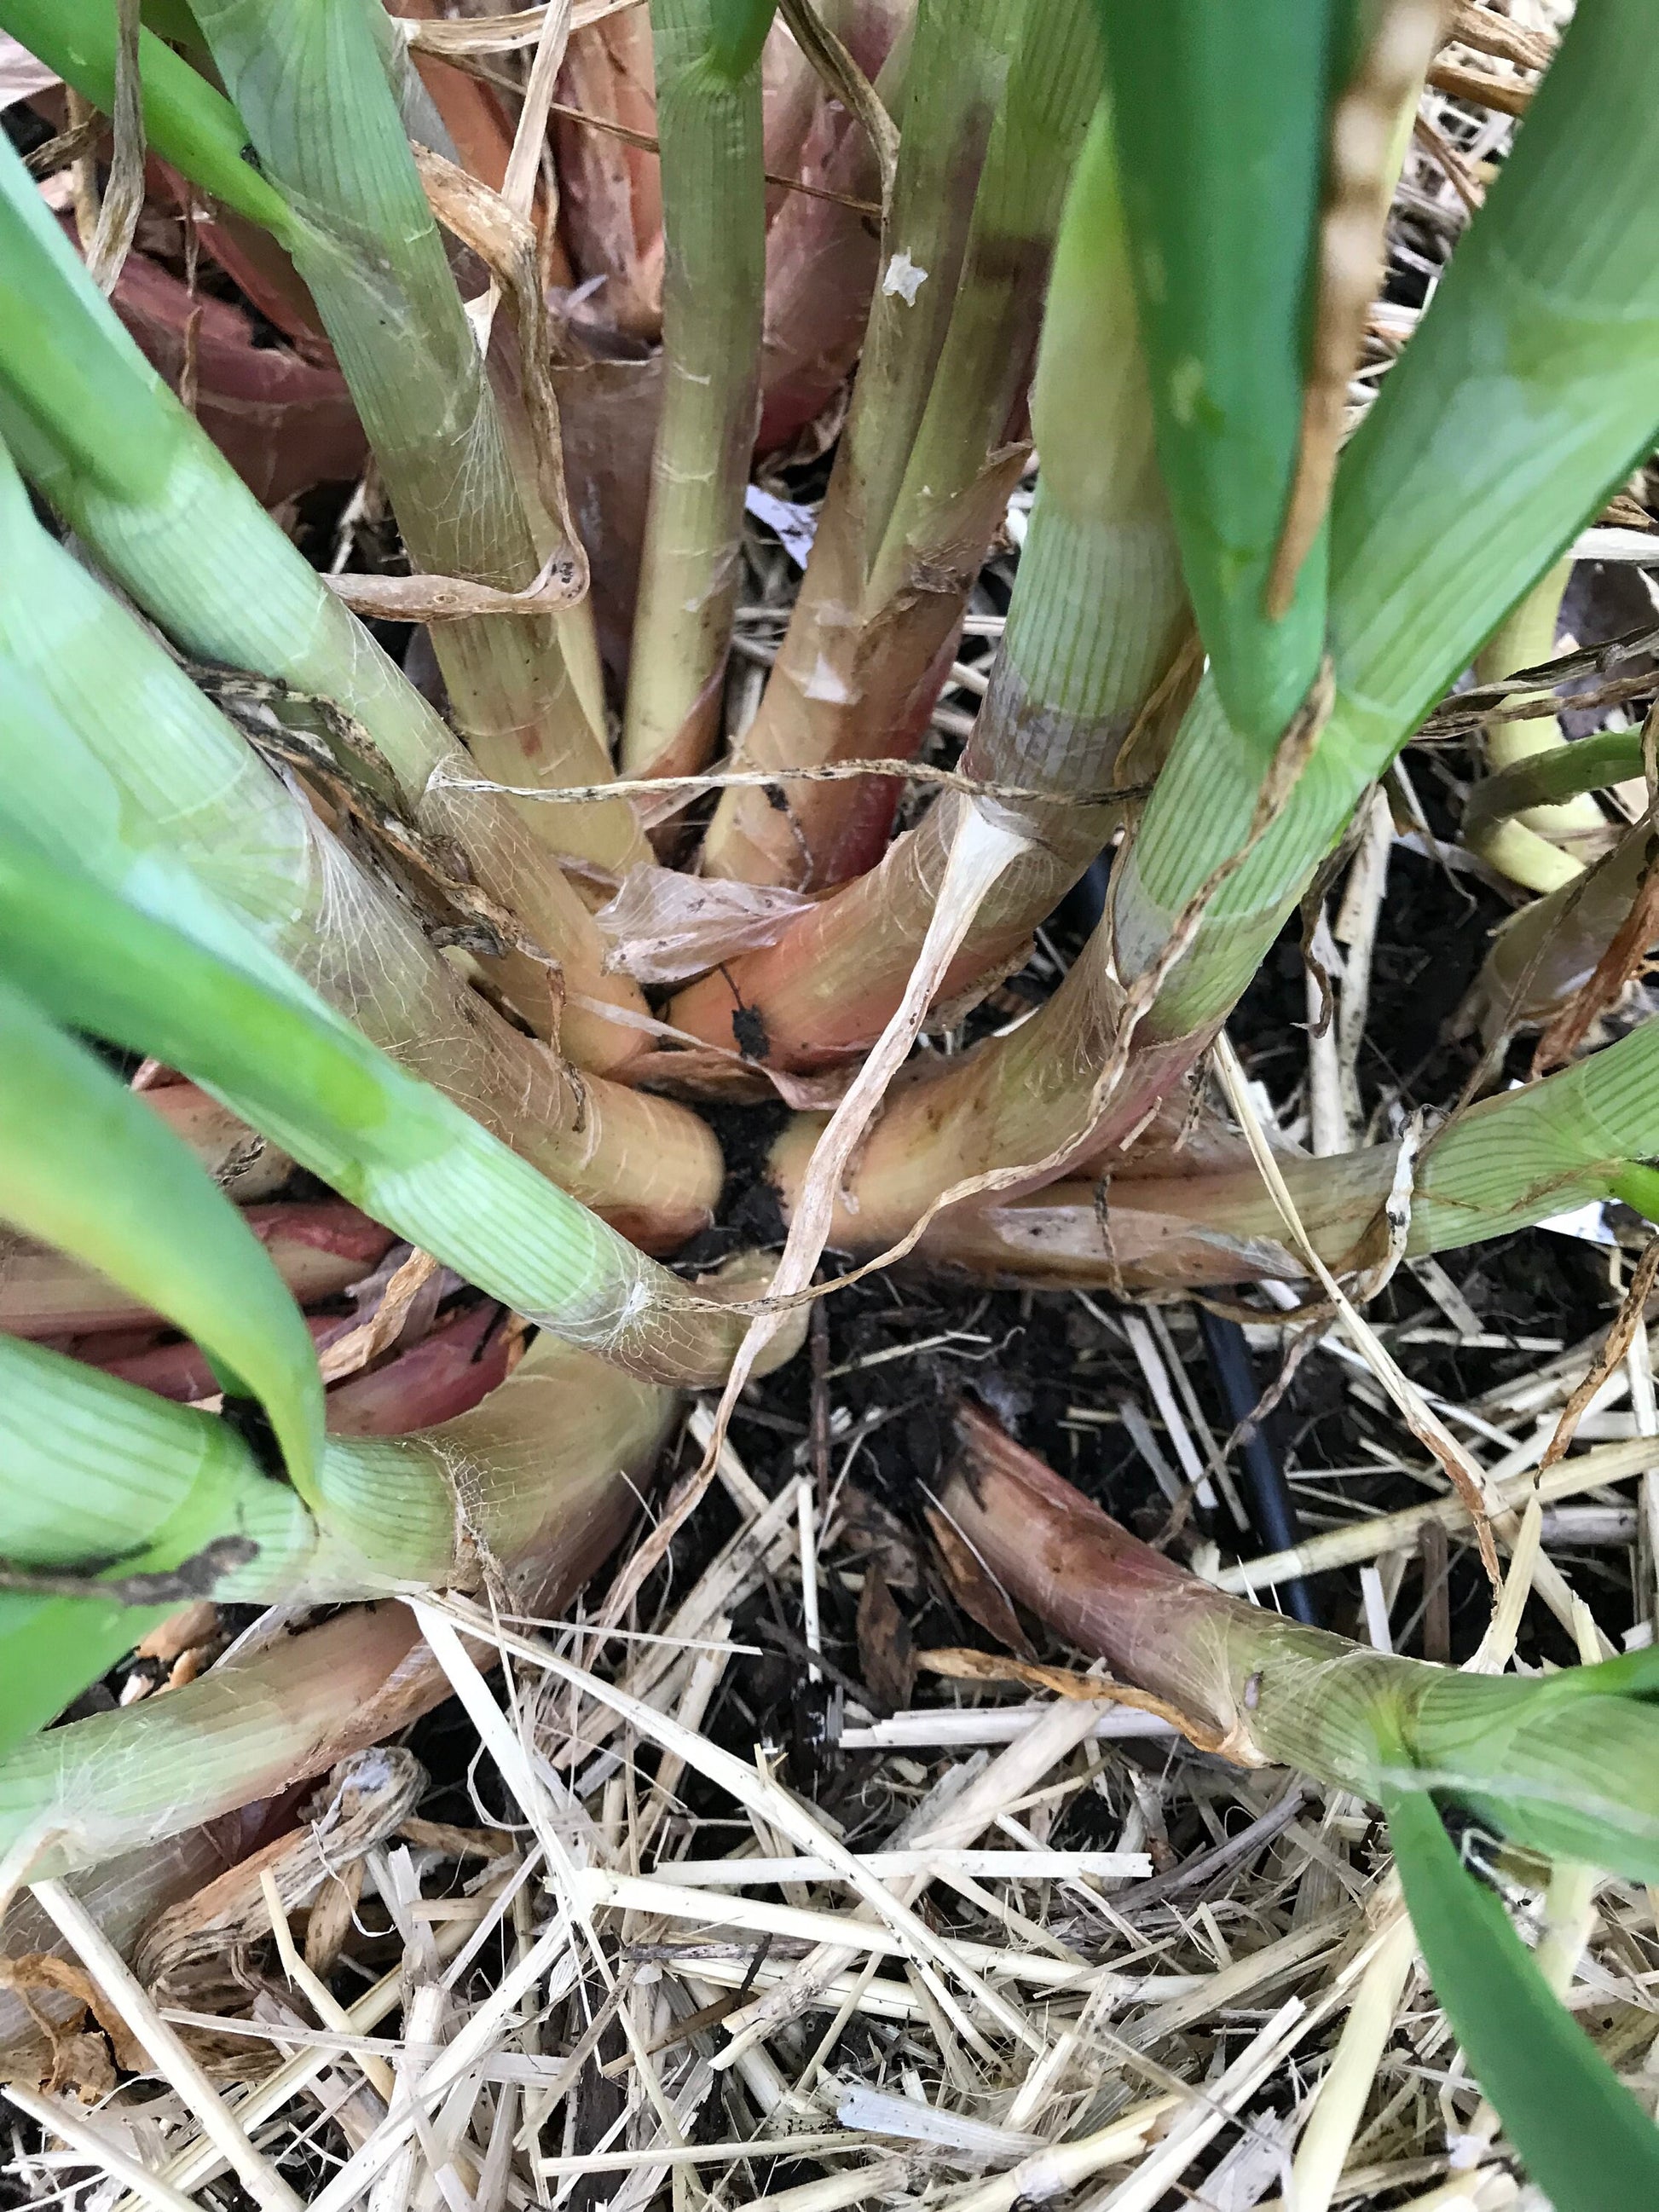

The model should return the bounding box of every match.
[855,1562,915,1712]
[924,1505,1035,1660]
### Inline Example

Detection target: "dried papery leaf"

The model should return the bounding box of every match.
[916,1646,1230,1752]
[387,0,521,194]
[855,1562,915,1709]
[923,1507,1035,1660]
[322,559,582,621]
[1461,823,1650,1048]
[301,1857,363,1978]
[323,1300,512,1433]
[0,1952,146,2074]
[411,142,587,585]
[1540,1238,1659,1472]
[754,0,901,455]
[777,0,896,211]
[1531,833,1659,1073]
[1449,1,1553,73]
[401,0,644,61]
[81,0,142,295]
[135,1603,219,1666]
[1425,54,1531,113]
[444,750,1142,814]
[594,865,816,984]
[136,1750,426,2006]
[316,1249,439,1385]
[506,0,574,218]
[1266,0,1448,619]
[554,2,665,340]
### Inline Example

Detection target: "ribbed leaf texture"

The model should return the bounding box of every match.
[1384,1783,1659,2212]
[1114,0,1659,1036]
[0,833,746,1386]
[0,972,323,1751]
[1093,0,1349,749]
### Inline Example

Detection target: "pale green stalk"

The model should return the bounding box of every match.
[812,0,1659,1226]
[0,438,722,1245]
[863,3,1104,608]
[1468,560,1596,894]
[703,0,1106,887]
[184,0,644,870]
[915,1007,1659,1287]
[0,1326,675,1874]
[620,0,768,777]
[0,1335,309,1755]
[0,0,642,870]
[0,1327,674,1611]
[1464,727,1638,846]
[0,130,648,1070]
[944,1409,1659,1888]
[1475,559,1603,822]
[953,1415,1659,2202]
[0,1608,431,1885]
[670,101,1188,1066]
[843,0,1022,552]
[0,830,749,1387]
[1111,0,1659,1043]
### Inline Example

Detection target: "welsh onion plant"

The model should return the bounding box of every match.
[3,1,1659,2197]
[945,1407,1659,2212]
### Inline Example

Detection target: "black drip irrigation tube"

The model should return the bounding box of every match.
[1049,852,1320,1626]
[1194,1306,1319,1626]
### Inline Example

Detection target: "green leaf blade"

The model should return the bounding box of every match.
[0,0,293,234]
[0,1596,174,1765]
[0,831,745,1386]
[0,971,326,1506]
[707,0,778,80]
[1093,0,1344,749]
[1385,1783,1659,2212]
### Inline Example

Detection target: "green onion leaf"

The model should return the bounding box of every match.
[1092,0,1346,750]
[1384,1782,1659,2212]
[0,971,324,1504]
[0,0,294,235]
[0,832,745,1386]
[708,0,778,80]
